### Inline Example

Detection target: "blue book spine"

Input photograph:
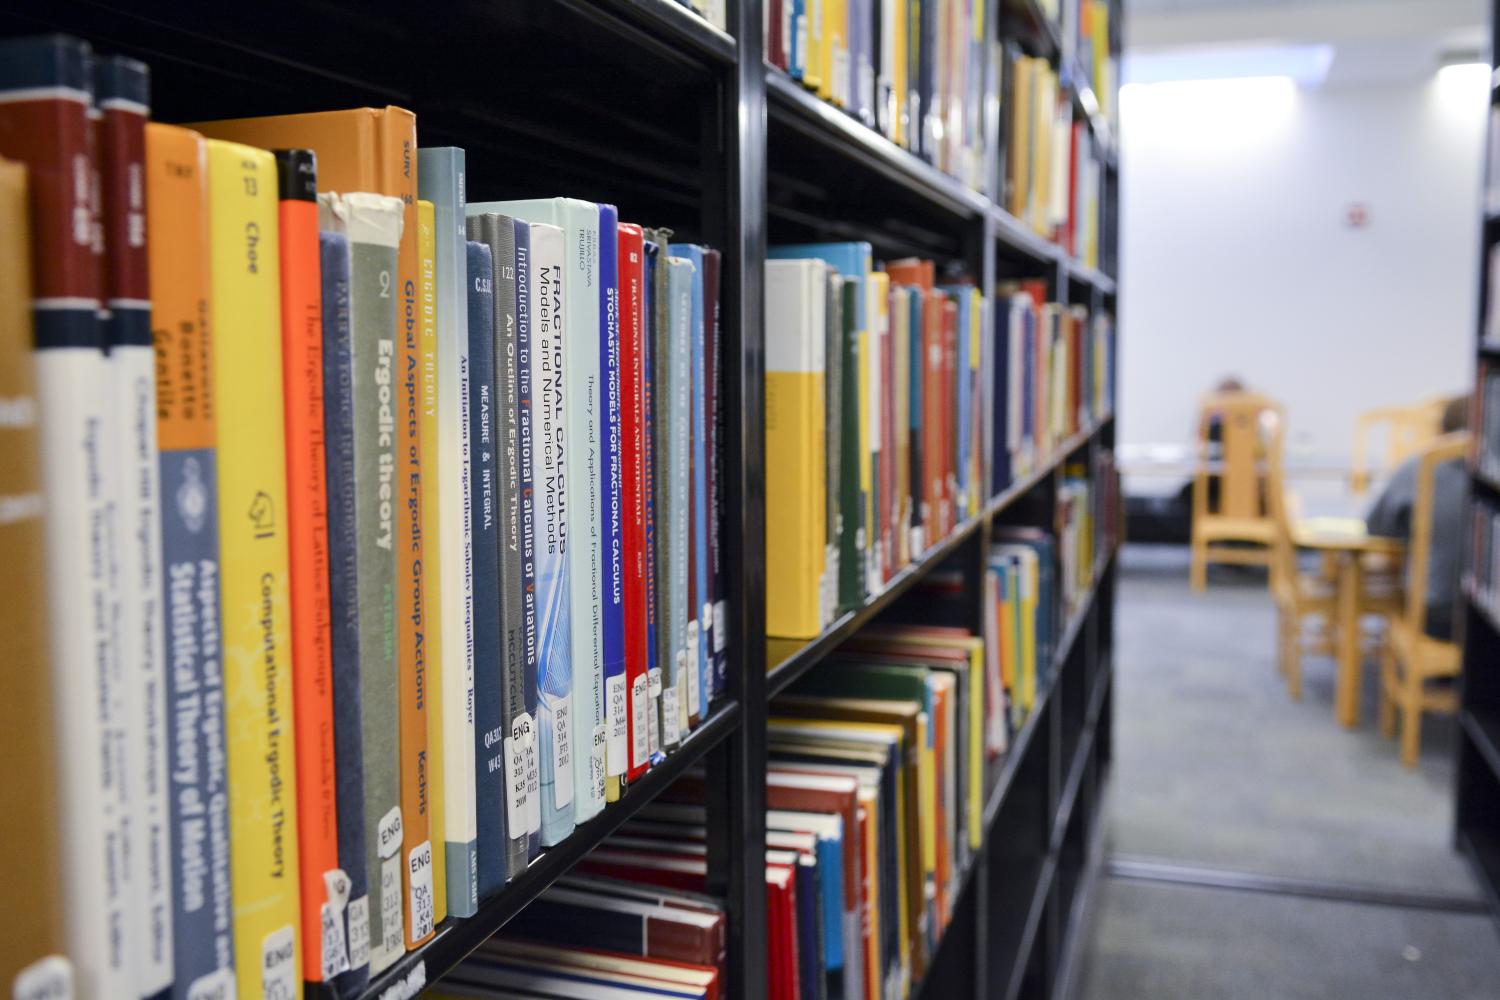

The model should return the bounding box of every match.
[706,250,728,700]
[464,240,506,898]
[318,231,369,997]
[789,0,804,79]
[795,861,824,1000]
[530,223,575,846]
[641,240,663,763]
[598,205,628,786]
[512,220,543,860]
[663,257,694,747]
[818,833,845,974]
[668,242,710,722]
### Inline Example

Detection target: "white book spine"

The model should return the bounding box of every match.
[114,339,173,996]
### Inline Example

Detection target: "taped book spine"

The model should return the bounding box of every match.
[317,190,405,976]
[511,219,543,860]
[319,229,373,996]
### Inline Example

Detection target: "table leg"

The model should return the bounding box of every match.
[1335,554,1362,728]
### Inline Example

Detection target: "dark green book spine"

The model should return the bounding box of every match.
[839,277,863,612]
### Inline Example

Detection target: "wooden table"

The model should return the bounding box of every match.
[1291,517,1404,728]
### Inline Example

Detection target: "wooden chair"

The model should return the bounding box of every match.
[1350,399,1445,495]
[1267,428,1336,700]
[1378,432,1468,767]
[1190,391,1283,591]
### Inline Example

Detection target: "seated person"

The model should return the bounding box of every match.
[1365,395,1470,641]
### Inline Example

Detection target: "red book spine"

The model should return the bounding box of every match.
[768,0,787,69]
[617,223,650,782]
[273,150,342,980]
[1067,122,1082,257]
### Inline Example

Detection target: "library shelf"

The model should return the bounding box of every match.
[361,700,743,998]
[1004,0,1065,60]
[768,417,1113,697]
[576,0,736,64]
[1003,854,1061,1000]
[1063,259,1118,295]
[992,203,1066,264]
[1458,0,1500,937]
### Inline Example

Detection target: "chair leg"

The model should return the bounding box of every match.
[1399,680,1422,769]
[1284,613,1302,701]
[1377,643,1395,740]
[1275,609,1288,677]
[1191,536,1207,592]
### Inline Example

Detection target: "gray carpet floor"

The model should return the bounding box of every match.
[1069,545,1500,999]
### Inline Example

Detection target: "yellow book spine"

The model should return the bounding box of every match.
[817,0,837,100]
[206,138,302,1000]
[828,0,848,105]
[417,200,447,926]
[804,0,825,92]
[968,290,982,516]
[965,640,984,851]
[1021,561,1037,710]
[766,368,826,638]
[892,0,908,147]
[917,713,936,911]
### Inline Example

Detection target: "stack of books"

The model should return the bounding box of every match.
[765,244,989,640]
[0,32,729,1000]
[766,0,992,190]
[993,282,1115,492]
[989,529,1058,730]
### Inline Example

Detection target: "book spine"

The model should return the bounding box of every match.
[318,230,373,997]
[641,235,664,762]
[461,234,505,897]
[704,248,728,703]
[664,256,696,748]
[616,223,650,781]
[272,147,343,991]
[395,199,434,954]
[484,214,528,880]
[669,243,709,725]
[318,190,405,976]
[840,279,863,612]
[531,222,576,846]
[0,156,69,998]
[98,53,175,1000]
[418,147,479,917]
[0,36,122,1000]
[564,204,606,824]
[511,219,543,859]
[824,269,842,627]
[205,138,302,1000]
[599,204,627,801]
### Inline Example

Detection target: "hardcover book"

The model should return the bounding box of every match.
[460,233,505,897]
[472,198,607,823]
[641,232,665,761]
[98,53,175,1000]
[319,190,406,975]
[617,222,651,782]
[319,228,373,997]
[600,205,627,801]
[272,147,345,992]
[0,35,122,999]
[418,147,478,918]
[664,255,697,746]
[669,242,710,723]
[704,248,728,701]
[206,137,303,1000]
[0,154,70,1000]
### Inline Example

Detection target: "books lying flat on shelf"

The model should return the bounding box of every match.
[1,32,731,999]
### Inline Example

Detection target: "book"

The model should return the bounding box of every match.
[480,940,719,1000]
[511,218,544,862]
[664,254,697,746]
[459,227,504,899]
[839,277,863,613]
[0,153,70,1000]
[825,270,842,625]
[418,146,478,918]
[501,885,726,968]
[642,232,665,761]
[205,137,303,1000]
[0,35,123,999]
[526,220,576,846]
[617,222,651,783]
[764,258,828,640]
[472,197,607,823]
[704,248,728,700]
[320,228,373,996]
[271,146,345,992]
[395,199,436,953]
[668,241,709,724]
[96,52,176,1000]
[600,205,627,801]
[319,190,406,976]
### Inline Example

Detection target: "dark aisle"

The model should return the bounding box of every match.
[1068,546,1500,1000]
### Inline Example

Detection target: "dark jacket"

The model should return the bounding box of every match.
[1366,457,1468,640]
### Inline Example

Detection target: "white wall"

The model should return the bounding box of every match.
[1118,66,1488,492]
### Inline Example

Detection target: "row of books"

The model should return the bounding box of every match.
[1,33,730,1000]
[1474,363,1500,484]
[995,284,1115,492]
[1057,452,1119,622]
[766,0,991,191]
[1467,498,1500,627]
[1003,50,1106,265]
[1071,0,1117,125]
[765,246,989,640]
[677,0,729,32]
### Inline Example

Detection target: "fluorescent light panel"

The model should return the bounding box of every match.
[1124,43,1334,86]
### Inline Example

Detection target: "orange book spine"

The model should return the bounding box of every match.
[274,150,341,987]
[398,199,435,950]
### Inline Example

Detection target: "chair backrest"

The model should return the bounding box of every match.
[1351,400,1445,494]
[1262,413,1298,597]
[1193,390,1284,521]
[1401,431,1470,634]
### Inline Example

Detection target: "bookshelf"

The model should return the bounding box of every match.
[9,0,1119,997]
[1459,0,1500,936]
